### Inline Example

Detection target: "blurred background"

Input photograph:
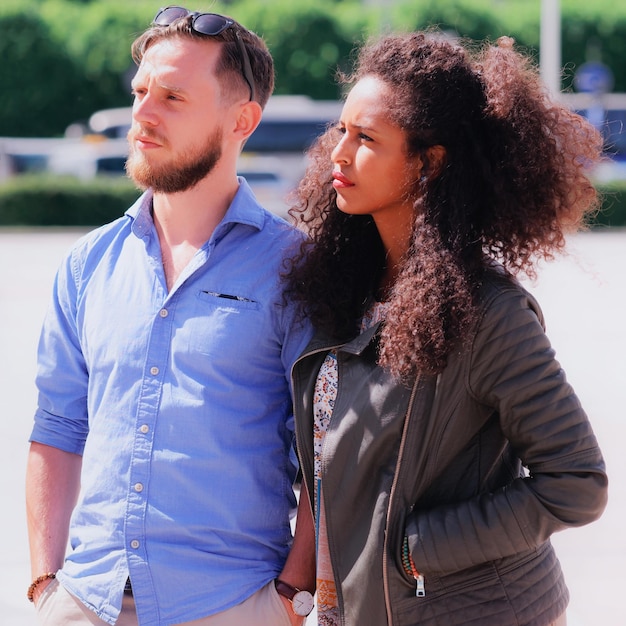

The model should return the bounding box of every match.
[0,0,626,222]
[0,1,625,625]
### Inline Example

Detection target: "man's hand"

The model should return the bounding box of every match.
[277,481,316,624]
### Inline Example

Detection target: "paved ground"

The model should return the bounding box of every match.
[1,227,624,625]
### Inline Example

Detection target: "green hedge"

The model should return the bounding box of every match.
[0,175,140,226]
[0,175,624,228]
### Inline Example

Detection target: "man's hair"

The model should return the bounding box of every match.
[131,15,274,108]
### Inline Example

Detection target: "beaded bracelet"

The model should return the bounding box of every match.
[27,572,56,602]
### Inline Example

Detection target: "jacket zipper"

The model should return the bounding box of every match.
[382,376,422,625]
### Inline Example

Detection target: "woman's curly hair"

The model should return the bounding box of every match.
[285,32,602,380]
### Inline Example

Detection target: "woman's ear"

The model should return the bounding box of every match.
[233,100,263,141]
[424,144,447,178]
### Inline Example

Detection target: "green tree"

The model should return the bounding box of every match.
[4,0,626,138]
[269,12,355,98]
[228,1,364,99]
[0,13,97,136]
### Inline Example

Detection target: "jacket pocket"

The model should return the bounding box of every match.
[394,562,517,626]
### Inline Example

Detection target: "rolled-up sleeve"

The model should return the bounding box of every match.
[31,246,89,455]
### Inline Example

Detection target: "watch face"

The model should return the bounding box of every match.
[292,590,315,616]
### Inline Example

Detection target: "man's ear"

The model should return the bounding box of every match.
[233,100,263,141]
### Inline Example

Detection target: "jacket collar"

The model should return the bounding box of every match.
[300,320,383,359]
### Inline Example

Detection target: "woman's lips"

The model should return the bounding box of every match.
[332,170,354,188]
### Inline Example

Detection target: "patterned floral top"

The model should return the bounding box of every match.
[313,302,388,625]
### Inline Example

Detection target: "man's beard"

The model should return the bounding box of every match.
[126,126,223,193]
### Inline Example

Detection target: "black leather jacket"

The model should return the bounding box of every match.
[292,272,607,626]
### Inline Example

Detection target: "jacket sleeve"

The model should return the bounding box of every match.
[405,284,608,575]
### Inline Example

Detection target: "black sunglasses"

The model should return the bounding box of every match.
[153,6,256,102]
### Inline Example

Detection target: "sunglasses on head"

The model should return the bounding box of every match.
[153,5,256,102]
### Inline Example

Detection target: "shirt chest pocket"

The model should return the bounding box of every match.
[184,288,263,358]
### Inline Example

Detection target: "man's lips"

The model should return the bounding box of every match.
[332,170,354,188]
[133,135,162,149]
[128,128,163,149]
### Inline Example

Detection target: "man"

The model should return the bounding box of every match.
[25,8,315,626]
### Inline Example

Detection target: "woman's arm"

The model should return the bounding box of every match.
[406,285,607,574]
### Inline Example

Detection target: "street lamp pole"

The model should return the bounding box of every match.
[540,0,561,95]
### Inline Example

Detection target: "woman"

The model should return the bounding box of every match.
[286,32,608,626]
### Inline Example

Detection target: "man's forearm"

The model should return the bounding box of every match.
[280,480,316,593]
[26,442,82,594]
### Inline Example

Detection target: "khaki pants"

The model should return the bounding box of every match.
[36,578,296,626]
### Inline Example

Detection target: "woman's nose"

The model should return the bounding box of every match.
[331,134,350,164]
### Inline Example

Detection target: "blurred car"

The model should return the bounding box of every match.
[237,155,294,220]
[0,136,69,180]
[241,95,342,183]
[82,95,341,185]
[558,92,626,182]
[47,136,130,179]
[58,94,342,215]
[1,96,341,218]
[44,139,293,217]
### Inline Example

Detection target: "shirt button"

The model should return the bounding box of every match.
[159,309,168,318]
[139,424,149,434]
[134,483,144,492]
[150,366,159,376]
[130,540,140,549]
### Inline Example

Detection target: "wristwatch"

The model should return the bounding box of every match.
[275,579,315,617]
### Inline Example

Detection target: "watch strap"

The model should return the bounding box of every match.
[275,579,314,617]
[275,578,300,601]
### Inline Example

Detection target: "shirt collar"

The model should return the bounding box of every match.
[125,177,266,240]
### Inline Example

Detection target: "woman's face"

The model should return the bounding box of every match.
[331,76,421,234]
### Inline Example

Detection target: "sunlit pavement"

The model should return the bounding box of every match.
[1,227,624,625]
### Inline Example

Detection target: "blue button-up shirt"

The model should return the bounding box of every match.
[30,181,313,625]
